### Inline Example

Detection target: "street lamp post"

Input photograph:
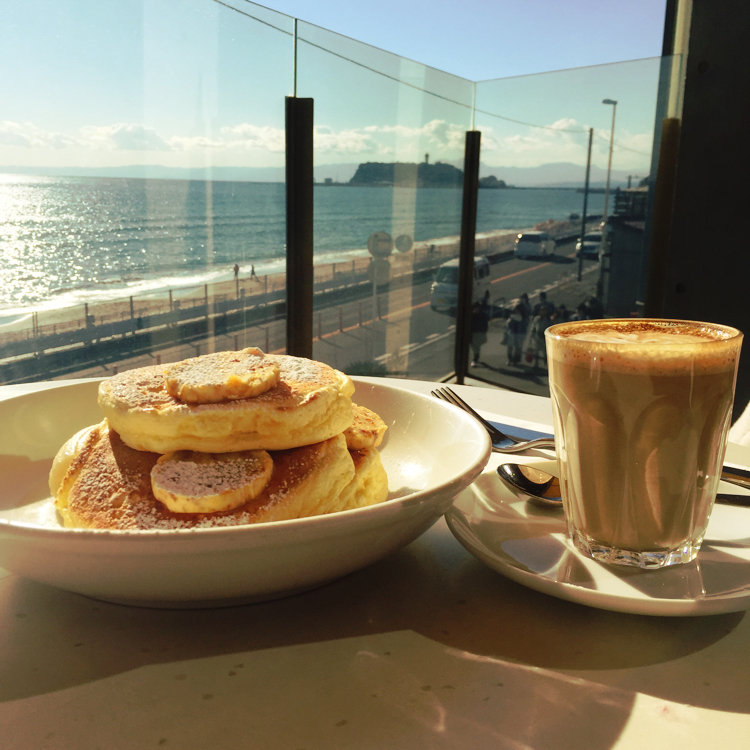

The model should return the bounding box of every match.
[601,98,618,239]
[598,98,617,306]
[577,127,593,282]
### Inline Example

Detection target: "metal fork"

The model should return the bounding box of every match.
[431,387,557,454]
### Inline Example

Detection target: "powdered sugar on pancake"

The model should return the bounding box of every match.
[164,347,280,403]
[55,425,357,530]
[98,351,355,453]
[151,449,273,513]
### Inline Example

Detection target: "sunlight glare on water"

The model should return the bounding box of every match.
[0,174,604,315]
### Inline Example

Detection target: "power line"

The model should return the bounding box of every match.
[215,0,651,157]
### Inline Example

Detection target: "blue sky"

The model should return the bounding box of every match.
[260,0,667,81]
[0,0,668,178]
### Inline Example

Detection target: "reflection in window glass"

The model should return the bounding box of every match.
[296,20,474,379]
[469,58,666,394]
[0,1,293,382]
[0,3,671,398]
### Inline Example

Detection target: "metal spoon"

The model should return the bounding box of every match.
[497,463,750,508]
[496,463,562,507]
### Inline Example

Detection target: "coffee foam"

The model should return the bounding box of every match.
[546,319,742,374]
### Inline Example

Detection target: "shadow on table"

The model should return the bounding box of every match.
[2,522,746,718]
[2,611,636,750]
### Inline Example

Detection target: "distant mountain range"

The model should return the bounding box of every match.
[1,160,643,189]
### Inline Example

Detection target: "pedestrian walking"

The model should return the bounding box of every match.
[532,290,554,318]
[470,301,489,367]
[505,304,525,365]
[553,304,569,323]
[524,306,553,369]
[518,292,531,331]
[571,302,589,321]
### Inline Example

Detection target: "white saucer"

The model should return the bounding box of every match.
[446,458,750,616]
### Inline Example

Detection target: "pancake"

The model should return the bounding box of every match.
[333,448,389,512]
[48,424,96,500]
[52,421,357,530]
[97,351,355,453]
[344,403,388,450]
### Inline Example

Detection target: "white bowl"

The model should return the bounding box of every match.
[0,378,490,607]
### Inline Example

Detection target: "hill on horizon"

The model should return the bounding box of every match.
[348,161,463,187]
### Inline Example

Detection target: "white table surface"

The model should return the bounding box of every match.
[2,377,749,750]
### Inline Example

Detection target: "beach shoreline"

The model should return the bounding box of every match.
[0,227,527,337]
[0,218,584,383]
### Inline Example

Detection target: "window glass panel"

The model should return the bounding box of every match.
[0,0,293,382]
[0,2,678,392]
[295,21,474,379]
[472,57,670,393]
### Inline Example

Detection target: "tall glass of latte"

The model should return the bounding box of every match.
[545,318,742,568]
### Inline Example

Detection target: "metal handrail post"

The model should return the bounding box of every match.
[454,130,481,383]
[285,95,314,358]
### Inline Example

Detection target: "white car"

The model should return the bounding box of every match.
[576,231,603,260]
[513,231,555,258]
[429,256,491,313]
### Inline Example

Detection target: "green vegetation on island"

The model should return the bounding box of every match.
[478,174,508,189]
[348,160,507,188]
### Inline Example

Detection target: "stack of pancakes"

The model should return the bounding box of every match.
[49,348,388,530]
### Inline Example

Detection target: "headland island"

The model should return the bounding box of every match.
[321,159,509,189]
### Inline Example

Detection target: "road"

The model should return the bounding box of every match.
[311,238,599,386]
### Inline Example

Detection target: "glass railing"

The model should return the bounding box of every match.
[0,0,677,393]
[294,18,475,378]
[0,0,295,381]
[470,56,673,393]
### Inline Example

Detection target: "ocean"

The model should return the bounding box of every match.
[0,174,603,320]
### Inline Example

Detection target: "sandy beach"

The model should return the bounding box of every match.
[0,227,529,341]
